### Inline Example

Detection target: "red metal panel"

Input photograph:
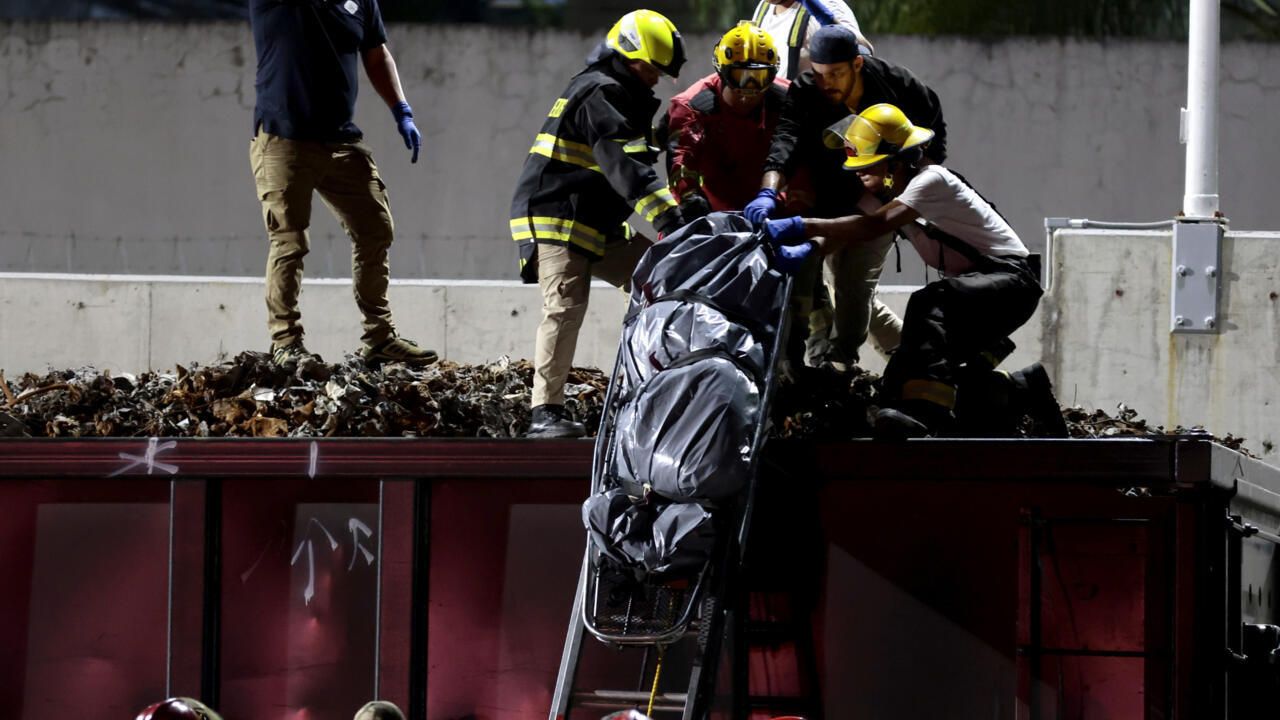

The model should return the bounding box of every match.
[169,480,211,698]
[217,478,380,720]
[425,478,585,719]
[0,480,169,720]
[0,437,1242,720]
[0,438,594,478]
[376,480,416,714]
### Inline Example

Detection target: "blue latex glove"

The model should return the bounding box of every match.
[743,188,779,226]
[392,101,421,164]
[799,0,837,26]
[773,240,816,275]
[764,216,807,245]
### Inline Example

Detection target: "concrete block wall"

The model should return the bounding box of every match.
[3,273,984,376]
[3,22,1280,283]
[1043,229,1280,461]
[0,274,630,373]
[9,237,1276,464]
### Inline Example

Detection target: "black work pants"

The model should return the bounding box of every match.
[882,256,1042,399]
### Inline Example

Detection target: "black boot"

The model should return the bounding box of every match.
[953,369,1019,437]
[1008,363,1069,438]
[527,404,587,439]
[873,399,954,440]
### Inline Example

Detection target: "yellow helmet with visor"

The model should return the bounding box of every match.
[824,103,935,170]
[712,21,779,94]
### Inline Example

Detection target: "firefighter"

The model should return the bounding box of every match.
[745,25,946,372]
[511,10,686,439]
[764,104,1046,438]
[750,0,873,80]
[665,21,797,220]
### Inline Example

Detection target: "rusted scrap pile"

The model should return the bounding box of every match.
[0,357,1253,453]
[1063,403,1253,455]
[0,354,603,438]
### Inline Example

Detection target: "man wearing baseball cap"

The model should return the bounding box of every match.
[744,25,947,374]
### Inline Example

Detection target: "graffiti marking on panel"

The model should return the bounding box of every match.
[109,437,179,477]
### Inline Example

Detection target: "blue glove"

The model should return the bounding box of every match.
[774,240,816,275]
[743,188,779,226]
[799,0,837,26]
[392,101,421,164]
[764,216,807,245]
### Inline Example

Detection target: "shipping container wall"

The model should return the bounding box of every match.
[0,438,1226,720]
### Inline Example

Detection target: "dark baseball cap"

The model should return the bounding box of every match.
[809,25,861,64]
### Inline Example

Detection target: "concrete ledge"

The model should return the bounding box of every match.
[2,273,1014,377]
[1044,228,1280,461]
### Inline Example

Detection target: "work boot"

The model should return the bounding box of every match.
[272,340,322,367]
[527,404,586,439]
[873,399,953,440]
[1008,362,1069,438]
[361,335,439,366]
[953,369,1018,437]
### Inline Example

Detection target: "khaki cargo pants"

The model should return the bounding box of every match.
[250,130,397,349]
[811,190,903,364]
[533,234,650,408]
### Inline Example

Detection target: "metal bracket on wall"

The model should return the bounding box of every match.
[1171,220,1225,334]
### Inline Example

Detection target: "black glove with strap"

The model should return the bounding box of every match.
[678,192,712,223]
[653,207,686,237]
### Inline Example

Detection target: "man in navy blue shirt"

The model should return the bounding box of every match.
[250,0,436,366]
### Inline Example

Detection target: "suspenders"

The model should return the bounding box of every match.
[751,1,811,80]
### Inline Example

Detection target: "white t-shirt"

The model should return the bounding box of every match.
[894,165,1029,274]
[758,0,864,79]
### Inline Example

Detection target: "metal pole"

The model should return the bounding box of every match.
[1182,0,1221,218]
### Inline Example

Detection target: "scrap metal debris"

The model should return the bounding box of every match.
[1063,402,1254,456]
[0,353,604,439]
[0,358,1257,455]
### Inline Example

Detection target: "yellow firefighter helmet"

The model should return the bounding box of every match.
[712,21,779,92]
[824,103,935,170]
[606,9,687,78]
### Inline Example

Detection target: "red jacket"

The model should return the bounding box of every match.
[665,73,803,213]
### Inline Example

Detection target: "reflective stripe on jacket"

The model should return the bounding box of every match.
[509,43,678,262]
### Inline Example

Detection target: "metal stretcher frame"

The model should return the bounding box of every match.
[551,228,795,719]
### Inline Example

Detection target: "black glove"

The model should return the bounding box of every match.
[678,193,712,222]
[653,208,686,237]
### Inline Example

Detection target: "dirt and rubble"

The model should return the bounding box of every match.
[0,355,1255,454]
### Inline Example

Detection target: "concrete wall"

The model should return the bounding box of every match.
[1043,228,1280,462]
[0,274,631,373]
[3,224,1275,463]
[3,21,1280,283]
[5,273,1010,376]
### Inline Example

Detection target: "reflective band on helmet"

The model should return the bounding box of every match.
[633,186,677,222]
[509,216,605,255]
[529,133,601,172]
